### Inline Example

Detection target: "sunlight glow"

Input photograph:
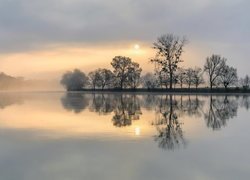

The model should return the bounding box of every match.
[134,44,140,50]
[135,127,141,136]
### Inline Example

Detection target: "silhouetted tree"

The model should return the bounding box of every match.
[111,56,141,89]
[204,55,226,90]
[61,69,88,91]
[151,34,187,89]
[127,62,142,89]
[88,70,102,90]
[98,69,115,89]
[219,65,238,89]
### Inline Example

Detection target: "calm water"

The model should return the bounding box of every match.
[0,92,250,180]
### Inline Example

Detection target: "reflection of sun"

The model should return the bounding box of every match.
[135,127,141,136]
[134,44,140,50]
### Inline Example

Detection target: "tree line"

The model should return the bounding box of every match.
[61,34,250,91]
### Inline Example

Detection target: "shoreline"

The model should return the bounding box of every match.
[66,88,250,95]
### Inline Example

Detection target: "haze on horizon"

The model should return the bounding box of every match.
[0,0,249,87]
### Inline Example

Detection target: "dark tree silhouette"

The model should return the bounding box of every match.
[151,34,187,90]
[219,65,238,89]
[204,55,226,90]
[111,56,141,89]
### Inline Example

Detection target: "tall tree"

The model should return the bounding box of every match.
[111,56,131,89]
[204,54,226,90]
[151,34,187,89]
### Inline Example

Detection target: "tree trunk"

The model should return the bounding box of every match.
[170,72,173,90]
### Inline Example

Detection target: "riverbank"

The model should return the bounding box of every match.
[68,88,250,94]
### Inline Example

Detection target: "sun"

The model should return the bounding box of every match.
[134,44,140,50]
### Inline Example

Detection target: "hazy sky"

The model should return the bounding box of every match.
[0,0,249,79]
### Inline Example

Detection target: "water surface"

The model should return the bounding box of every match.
[0,92,250,180]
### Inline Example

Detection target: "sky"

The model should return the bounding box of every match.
[0,0,249,81]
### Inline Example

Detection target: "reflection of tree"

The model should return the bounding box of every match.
[89,94,115,115]
[204,96,238,130]
[141,94,159,111]
[179,95,204,117]
[153,95,186,150]
[112,94,142,127]
[240,95,250,110]
[61,93,89,113]
[0,93,24,109]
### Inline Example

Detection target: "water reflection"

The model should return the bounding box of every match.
[204,96,238,130]
[61,93,89,113]
[152,95,186,150]
[0,93,24,109]
[112,94,142,127]
[59,93,250,150]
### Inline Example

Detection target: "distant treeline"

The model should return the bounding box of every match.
[0,72,59,91]
[61,34,250,92]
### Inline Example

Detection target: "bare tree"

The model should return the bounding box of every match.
[176,67,186,88]
[193,67,204,89]
[60,69,88,91]
[151,34,187,89]
[240,75,250,89]
[204,54,226,90]
[219,65,238,89]
[185,68,195,89]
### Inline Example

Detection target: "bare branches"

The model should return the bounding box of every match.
[151,34,187,89]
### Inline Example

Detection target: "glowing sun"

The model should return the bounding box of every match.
[134,44,140,50]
